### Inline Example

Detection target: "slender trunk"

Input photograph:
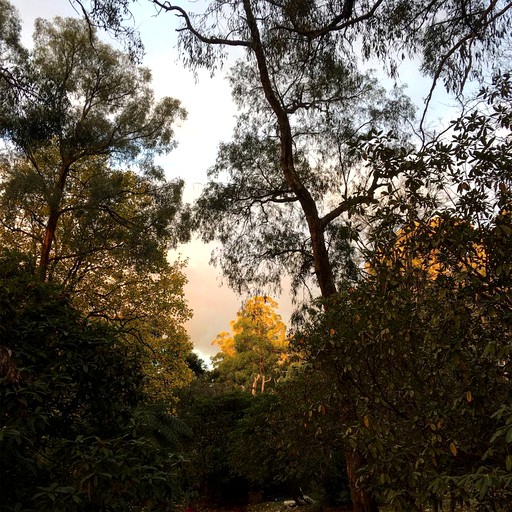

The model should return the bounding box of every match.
[39,163,70,281]
[252,373,261,396]
[242,2,376,510]
[39,210,60,281]
[261,375,271,394]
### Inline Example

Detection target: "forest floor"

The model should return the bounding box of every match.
[188,502,354,512]
[188,501,456,512]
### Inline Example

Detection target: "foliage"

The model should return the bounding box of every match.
[195,71,412,296]
[185,351,209,377]
[212,297,290,395]
[77,0,512,299]
[0,250,184,511]
[0,0,26,108]
[80,0,512,97]
[296,76,512,510]
[227,377,352,506]
[0,13,189,281]
[176,385,253,505]
[0,12,194,402]
[177,371,351,507]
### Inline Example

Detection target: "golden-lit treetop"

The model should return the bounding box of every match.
[212,296,289,394]
[370,216,488,280]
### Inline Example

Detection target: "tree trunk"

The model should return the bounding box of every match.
[252,373,261,396]
[344,449,379,512]
[38,163,70,281]
[242,2,378,509]
[261,374,271,394]
[39,209,59,281]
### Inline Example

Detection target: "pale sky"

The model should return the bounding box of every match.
[10,0,455,362]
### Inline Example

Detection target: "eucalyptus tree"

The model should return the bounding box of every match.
[212,296,289,395]
[73,0,512,509]
[0,15,188,282]
[0,13,194,401]
[0,146,194,401]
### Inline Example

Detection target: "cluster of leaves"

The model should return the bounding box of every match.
[0,251,185,511]
[295,76,512,510]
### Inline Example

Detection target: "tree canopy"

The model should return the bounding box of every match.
[0,11,194,402]
[296,74,512,510]
[0,15,188,280]
[212,296,290,395]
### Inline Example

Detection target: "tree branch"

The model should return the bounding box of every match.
[321,172,383,228]
[151,0,252,48]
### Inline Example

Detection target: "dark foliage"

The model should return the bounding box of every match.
[0,250,182,511]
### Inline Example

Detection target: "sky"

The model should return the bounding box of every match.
[10,0,455,362]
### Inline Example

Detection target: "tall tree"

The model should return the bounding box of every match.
[0,13,193,402]
[73,1,512,509]
[212,296,289,395]
[0,147,194,402]
[0,15,187,281]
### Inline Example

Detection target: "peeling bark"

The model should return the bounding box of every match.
[252,373,261,396]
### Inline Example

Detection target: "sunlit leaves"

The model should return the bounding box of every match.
[212,296,290,395]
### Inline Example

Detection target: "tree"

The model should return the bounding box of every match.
[0,15,188,281]
[212,296,290,395]
[72,1,512,509]
[0,148,193,402]
[75,0,512,294]
[299,230,511,509]
[0,13,194,402]
[177,387,253,506]
[296,75,512,510]
[227,377,352,506]
[0,250,185,511]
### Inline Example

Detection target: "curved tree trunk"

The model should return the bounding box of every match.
[242,2,377,510]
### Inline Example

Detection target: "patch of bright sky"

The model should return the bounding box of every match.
[11,0,462,364]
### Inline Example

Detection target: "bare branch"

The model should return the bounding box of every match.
[419,0,512,133]
[151,0,252,48]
